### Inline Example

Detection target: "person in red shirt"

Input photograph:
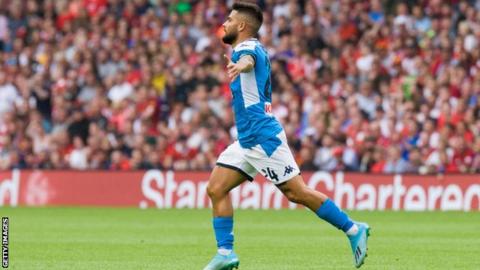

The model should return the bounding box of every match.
[449,135,475,173]
[472,138,480,173]
[370,147,386,173]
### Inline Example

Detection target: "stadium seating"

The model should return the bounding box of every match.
[0,0,478,174]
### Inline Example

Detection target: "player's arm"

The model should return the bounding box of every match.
[235,55,255,72]
[224,54,255,82]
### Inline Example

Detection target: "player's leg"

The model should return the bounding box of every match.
[206,165,247,250]
[204,166,246,270]
[277,175,370,268]
[246,131,369,268]
[204,142,256,270]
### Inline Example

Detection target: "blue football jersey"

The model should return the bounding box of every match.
[229,38,283,152]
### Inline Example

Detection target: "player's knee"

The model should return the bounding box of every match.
[206,182,225,199]
[206,184,217,199]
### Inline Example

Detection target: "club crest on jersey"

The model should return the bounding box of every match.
[264,102,272,116]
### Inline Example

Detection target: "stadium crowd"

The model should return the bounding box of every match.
[0,0,479,174]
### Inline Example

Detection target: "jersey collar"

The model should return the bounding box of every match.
[233,38,258,51]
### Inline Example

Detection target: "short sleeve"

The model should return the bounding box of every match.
[233,42,257,64]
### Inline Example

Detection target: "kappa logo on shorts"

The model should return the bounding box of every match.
[283,165,295,176]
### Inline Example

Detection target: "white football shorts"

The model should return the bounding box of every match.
[216,131,300,184]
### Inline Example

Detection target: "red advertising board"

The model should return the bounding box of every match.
[0,170,479,211]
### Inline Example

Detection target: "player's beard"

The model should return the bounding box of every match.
[222,29,238,45]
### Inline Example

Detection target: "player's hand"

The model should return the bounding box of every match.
[224,54,241,82]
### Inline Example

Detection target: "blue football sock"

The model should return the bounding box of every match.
[315,199,354,233]
[213,217,234,250]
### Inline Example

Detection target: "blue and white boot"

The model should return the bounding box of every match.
[348,222,370,268]
[203,251,239,270]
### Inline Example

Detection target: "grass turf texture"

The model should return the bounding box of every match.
[1,207,479,270]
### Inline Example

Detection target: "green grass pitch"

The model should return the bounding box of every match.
[1,207,479,269]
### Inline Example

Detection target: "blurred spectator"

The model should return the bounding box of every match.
[384,146,411,174]
[68,136,88,170]
[0,0,479,174]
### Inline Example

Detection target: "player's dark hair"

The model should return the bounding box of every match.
[232,1,263,34]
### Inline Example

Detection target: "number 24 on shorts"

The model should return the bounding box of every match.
[261,167,279,182]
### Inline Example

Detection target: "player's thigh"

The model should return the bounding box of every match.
[245,131,300,184]
[208,165,247,195]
